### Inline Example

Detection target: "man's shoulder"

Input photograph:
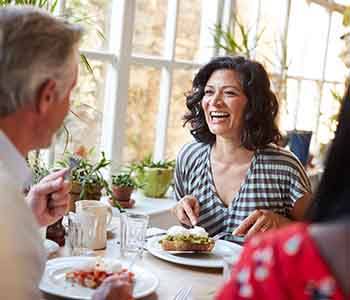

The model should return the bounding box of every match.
[0,163,23,201]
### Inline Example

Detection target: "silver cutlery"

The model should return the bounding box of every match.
[146,231,167,240]
[212,231,232,241]
[173,286,192,300]
[64,156,80,180]
[47,156,80,210]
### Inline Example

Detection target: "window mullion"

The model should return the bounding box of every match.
[197,0,222,63]
[313,7,333,147]
[153,0,179,161]
[292,80,302,129]
[42,0,67,168]
[100,0,135,173]
[218,0,236,56]
[250,0,262,59]
[56,0,66,16]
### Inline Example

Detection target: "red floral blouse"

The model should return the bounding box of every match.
[216,223,346,300]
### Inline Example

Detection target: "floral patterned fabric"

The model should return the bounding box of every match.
[216,223,346,300]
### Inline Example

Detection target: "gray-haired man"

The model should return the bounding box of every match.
[0,6,132,300]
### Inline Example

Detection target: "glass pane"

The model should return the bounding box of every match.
[55,60,107,160]
[335,0,348,5]
[234,0,260,58]
[255,0,288,73]
[123,65,161,164]
[132,0,167,56]
[66,0,111,50]
[288,1,330,79]
[284,78,299,131]
[318,83,345,144]
[295,81,321,131]
[325,13,348,81]
[166,69,196,159]
[175,0,201,61]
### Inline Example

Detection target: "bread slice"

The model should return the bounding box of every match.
[161,239,215,252]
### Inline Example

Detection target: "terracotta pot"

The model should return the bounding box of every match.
[108,197,135,209]
[111,185,134,201]
[69,181,102,212]
[46,217,65,246]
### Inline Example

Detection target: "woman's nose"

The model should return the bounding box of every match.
[210,91,222,104]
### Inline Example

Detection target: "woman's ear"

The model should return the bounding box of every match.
[35,79,57,114]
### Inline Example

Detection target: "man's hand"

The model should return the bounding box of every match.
[172,195,200,227]
[92,272,133,300]
[232,209,291,238]
[26,169,71,227]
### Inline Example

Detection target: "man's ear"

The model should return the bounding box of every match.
[36,79,57,114]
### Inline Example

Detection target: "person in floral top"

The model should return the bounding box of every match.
[216,85,350,300]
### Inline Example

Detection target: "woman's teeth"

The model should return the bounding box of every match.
[210,112,230,120]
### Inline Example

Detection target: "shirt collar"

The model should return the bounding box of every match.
[0,130,32,188]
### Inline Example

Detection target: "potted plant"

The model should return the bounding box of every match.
[110,172,138,208]
[57,148,119,211]
[132,156,175,198]
[27,156,50,186]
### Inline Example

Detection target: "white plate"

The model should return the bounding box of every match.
[44,239,60,255]
[147,236,242,268]
[39,257,159,299]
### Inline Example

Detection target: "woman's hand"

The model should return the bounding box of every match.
[172,195,200,227]
[233,210,291,238]
[92,272,133,300]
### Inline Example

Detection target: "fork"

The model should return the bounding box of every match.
[173,286,192,300]
[47,156,80,209]
[64,156,80,180]
[212,231,232,241]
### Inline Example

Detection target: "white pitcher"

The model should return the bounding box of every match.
[75,200,112,250]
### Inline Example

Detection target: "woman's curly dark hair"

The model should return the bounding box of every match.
[184,55,281,150]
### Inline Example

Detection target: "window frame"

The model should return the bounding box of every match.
[47,0,347,173]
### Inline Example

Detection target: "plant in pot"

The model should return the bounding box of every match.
[132,156,175,198]
[110,172,138,209]
[57,148,122,211]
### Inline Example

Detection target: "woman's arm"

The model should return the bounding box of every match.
[289,192,313,220]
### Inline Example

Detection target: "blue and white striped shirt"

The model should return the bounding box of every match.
[174,141,311,242]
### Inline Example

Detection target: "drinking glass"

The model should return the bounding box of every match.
[66,212,97,256]
[120,212,149,258]
[222,254,238,282]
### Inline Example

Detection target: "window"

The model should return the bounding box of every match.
[48,0,347,172]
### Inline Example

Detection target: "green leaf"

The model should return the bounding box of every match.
[80,54,94,76]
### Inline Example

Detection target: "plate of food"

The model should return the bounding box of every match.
[39,257,159,299]
[147,226,242,268]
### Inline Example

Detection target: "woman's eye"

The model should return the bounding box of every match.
[225,91,237,96]
[204,90,213,95]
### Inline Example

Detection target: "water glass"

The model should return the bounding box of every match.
[66,212,97,256]
[120,212,149,258]
[222,254,238,282]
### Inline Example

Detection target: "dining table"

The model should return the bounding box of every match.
[41,227,234,300]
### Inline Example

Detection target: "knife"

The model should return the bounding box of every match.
[146,232,167,239]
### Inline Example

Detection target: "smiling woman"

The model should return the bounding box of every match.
[172,56,312,242]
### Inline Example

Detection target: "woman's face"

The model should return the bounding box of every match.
[201,69,247,139]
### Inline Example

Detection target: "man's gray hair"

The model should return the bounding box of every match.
[0,6,83,117]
